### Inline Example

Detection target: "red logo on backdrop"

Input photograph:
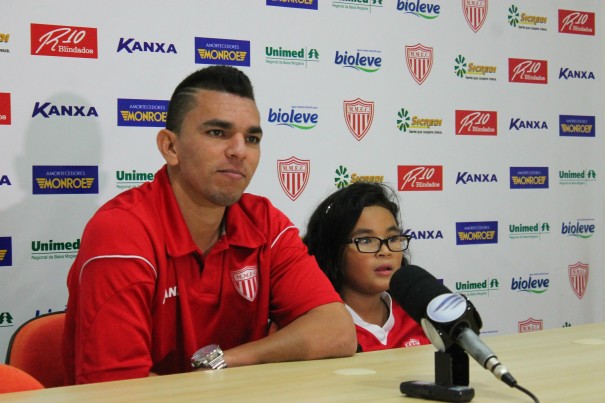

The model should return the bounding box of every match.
[277,156,310,201]
[518,318,543,333]
[30,23,98,58]
[455,110,497,136]
[231,266,258,302]
[508,58,548,84]
[568,262,589,299]
[0,93,10,125]
[558,9,595,36]
[398,165,443,191]
[462,0,488,33]
[405,44,433,85]
[343,98,374,141]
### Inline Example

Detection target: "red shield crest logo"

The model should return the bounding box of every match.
[343,98,374,141]
[231,266,258,302]
[405,44,433,85]
[518,317,543,333]
[277,156,310,201]
[462,0,488,33]
[568,262,589,299]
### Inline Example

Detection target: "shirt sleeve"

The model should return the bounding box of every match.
[66,209,158,384]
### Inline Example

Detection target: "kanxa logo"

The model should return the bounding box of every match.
[32,102,98,118]
[117,38,177,54]
[559,9,595,35]
[30,23,98,58]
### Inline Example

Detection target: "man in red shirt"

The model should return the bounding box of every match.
[63,66,357,384]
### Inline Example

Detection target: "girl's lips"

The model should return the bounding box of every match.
[375,265,393,276]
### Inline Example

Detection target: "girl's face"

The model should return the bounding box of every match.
[340,205,403,297]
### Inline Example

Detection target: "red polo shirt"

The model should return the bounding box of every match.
[63,165,341,384]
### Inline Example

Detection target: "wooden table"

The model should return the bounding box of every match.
[2,323,604,402]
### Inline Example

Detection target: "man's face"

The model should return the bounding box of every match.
[169,89,262,207]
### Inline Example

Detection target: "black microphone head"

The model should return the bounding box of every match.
[389,265,452,323]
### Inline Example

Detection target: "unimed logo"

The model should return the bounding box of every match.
[508,58,548,84]
[559,9,595,36]
[398,165,443,191]
[195,37,250,67]
[30,23,98,58]
[0,92,10,125]
[32,165,99,195]
[266,0,318,10]
[456,221,498,245]
[0,236,12,267]
[455,110,497,135]
[117,99,169,127]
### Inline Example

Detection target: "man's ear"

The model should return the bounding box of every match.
[157,129,179,166]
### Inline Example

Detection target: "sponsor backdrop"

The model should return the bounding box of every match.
[1,0,603,359]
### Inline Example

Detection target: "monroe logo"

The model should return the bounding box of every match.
[0,237,12,267]
[509,58,548,84]
[509,118,548,131]
[561,219,595,239]
[30,23,97,58]
[334,50,382,73]
[510,167,548,189]
[277,156,310,201]
[0,92,10,125]
[559,115,595,137]
[462,0,488,33]
[455,110,497,136]
[195,37,250,67]
[267,106,318,130]
[117,99,168,127]
[32,102,98,119]
[396,0,441,19]
[266,0,318,10]
[343,98,374,141]
[455,172,497,185]
[518,318,542,333]
[558,9,595,36]
[559,68,595,80]
[33,165,99,195]
[403,229,444,240]
[568,262,589,299]
[405,43,433,85]
[398,165,443,191]
[455,221,498,245]
[117,38,177,54]
[231,266,258,302]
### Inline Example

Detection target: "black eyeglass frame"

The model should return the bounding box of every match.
[345,234,411,253]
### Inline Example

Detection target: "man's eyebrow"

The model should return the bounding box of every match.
[200,119,263,135]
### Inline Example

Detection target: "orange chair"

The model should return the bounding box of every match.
[0,364,44,393]
[5,311,66,388]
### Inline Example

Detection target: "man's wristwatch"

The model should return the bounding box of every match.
[191,344,227,370]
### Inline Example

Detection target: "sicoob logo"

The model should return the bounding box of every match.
[30,23,98,58]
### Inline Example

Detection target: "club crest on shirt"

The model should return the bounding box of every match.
[231,266,258,302]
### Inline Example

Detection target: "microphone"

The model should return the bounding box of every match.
[390,265,517,388]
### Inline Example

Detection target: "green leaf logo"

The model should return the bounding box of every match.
[454,54,467,78]
[397,108,411,132]
[334,165,350,189]
[508,5,520,27]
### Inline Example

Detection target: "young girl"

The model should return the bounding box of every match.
[303,182,429,352]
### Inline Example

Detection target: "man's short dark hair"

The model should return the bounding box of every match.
[165,65,255,134]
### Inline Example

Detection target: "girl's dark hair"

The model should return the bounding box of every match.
[165,65,255,134]
[303,182,406,291]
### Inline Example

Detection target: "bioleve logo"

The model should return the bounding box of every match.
[195,37,250,67]
[559,115,595,137]
[455,221,498,245]
[455,110,497,136]
[462,0,488,33]
[30,23,98,58]
[267,106,318,130]
[334,49,382,73]
[559,9,595,35]
[508,58,548,84]
[32,165,99,195]
[561,219,595,239]
[511,273,550,294]
[117,99,169,127]
[0,237,12,267]
[405,43,433,85]
[396,0,441,19]
[277,156,310,201]
[398,165,443,191]
[0,92,10,125]
[266,0,318,10]
[509,167,549,189]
